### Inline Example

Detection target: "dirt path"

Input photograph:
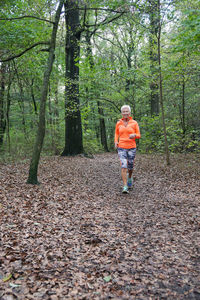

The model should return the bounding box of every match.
[0,153,200,299]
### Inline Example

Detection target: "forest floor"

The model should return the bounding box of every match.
[0,152,200,300]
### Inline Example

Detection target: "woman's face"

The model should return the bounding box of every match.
[121,108,130,119]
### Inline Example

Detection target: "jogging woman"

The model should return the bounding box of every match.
[115,105,141,193]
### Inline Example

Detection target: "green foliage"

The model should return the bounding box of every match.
[172,9,200,53]
[83,129,104,154]
[139,116,200,154]
[139,116,163,153]
[0,0,199,163]
[0,0,51,62]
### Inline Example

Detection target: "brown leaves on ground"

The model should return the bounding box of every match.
[0,153,200,299]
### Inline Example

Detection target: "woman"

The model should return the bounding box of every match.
[115,105,141,193]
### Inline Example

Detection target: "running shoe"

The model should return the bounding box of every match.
[122,185,129,194]
[127,177,133,188]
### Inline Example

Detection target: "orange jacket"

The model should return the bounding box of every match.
[115,117,141,149]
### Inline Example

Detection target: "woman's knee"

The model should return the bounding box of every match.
[121,159,127,168]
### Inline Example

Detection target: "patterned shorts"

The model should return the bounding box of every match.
[117,148,136,169]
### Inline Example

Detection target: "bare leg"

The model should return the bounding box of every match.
[128,169,133,179]
[121,168,128,186]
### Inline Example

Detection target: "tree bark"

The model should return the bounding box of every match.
[97,101,109,152]
[13,62,27,138]
[157,0,170,165]
[182,76,186,137]
[149,0,160,116]
[178,75,186,151]
[0,63,6,148]
[5,69,12,153]
[30,78,38,115]
[27,0,64,184]
[61,0,83,156]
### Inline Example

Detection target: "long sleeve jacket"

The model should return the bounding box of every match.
[114,117,141,149]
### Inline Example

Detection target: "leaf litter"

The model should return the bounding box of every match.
[0,153,199,299]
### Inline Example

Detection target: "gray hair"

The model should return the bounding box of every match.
[121,105,131,113]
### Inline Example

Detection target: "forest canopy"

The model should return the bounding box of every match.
[0,0,199,162]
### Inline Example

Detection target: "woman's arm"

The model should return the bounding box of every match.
[135,122,141,139]
[114,123,119,148]
[129,122,141,139]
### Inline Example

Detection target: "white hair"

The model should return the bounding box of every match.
[121,105,131,113]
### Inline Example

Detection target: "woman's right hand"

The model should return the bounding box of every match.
[129,134,136,139]
[115,142,118,149]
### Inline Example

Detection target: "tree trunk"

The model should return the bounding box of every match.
[179,75,186,151]
[157,0,170,165]
[6,69,12,153]
[125,46,133,93]
[182,76,186,137]
[27,0,64,184]
[13,62,27,138]
[53,86,60,155]
[149,0,159,116]
[61,0,83,156]
[97,101,109,152]
[0,63,6,149]
[30,78,38,115]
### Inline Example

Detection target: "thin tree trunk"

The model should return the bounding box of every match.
[30,78,38,114]
[179,75,186,151]
[48,84,56,153]
[0,63,6,149]
[125,46,133,95]
[6,69,12,153]
[13,61,27,138]
[182,76,186,137]
[125,45,136,114]
[53,86,60,155]
[149,0,159,116]
[157,0,170,165]
[27,0,64,184]
[132,52,137,118]
[97,101,109,152]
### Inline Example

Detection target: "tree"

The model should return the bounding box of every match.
[148,0,160,116]
[157,0,170,164]
[0,63,6,148]
[0,0,199,161]
[61,1,124,155]
[61,0,83,156]
[27,0,64,184]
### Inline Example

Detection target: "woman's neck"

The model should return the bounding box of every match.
[123,117,129,121]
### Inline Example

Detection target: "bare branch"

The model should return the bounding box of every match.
[98,97,121,113]
[0,7,127,24]
[63,7,128,14]
[0,15,54,24]
[0,42,50,62]
[83,5,87,26]
[84,12,125,28]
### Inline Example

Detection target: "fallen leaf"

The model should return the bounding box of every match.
[104,275,112,282]
[3,274,12,282]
